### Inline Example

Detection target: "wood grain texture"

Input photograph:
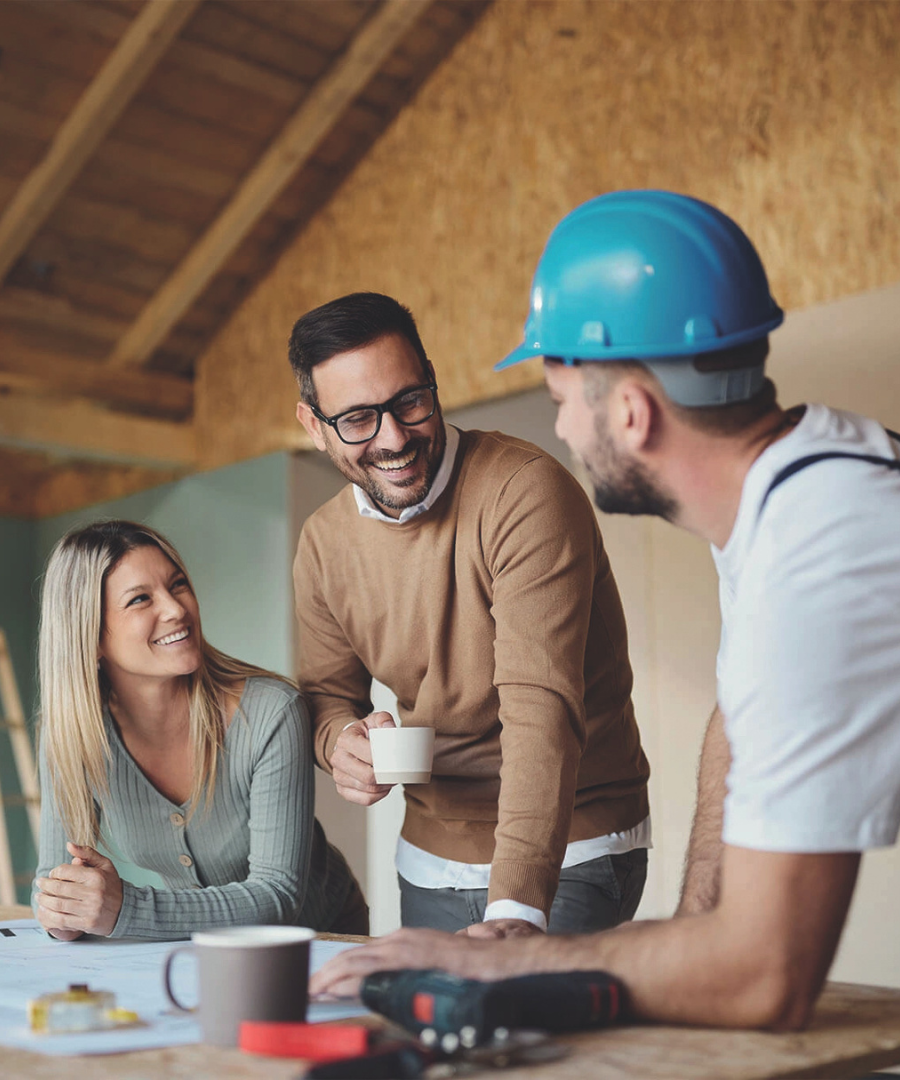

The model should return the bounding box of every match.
[3,0,897,510]
[0,0,201,279]
[0,337,193,416]
[106,0,435,369]
[0,448,183,520]
[0,394,195,466]
[0,0,488,517]
[0,901,895,1080]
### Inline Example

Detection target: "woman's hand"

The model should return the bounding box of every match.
[35,842,124,938]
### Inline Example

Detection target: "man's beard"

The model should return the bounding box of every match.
[586,417,678,522]
[327,424,446,513]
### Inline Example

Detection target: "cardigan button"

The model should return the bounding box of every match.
[178,854,193,867]
[170,812,185,827]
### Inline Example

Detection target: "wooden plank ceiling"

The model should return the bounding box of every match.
[0,0,489,512]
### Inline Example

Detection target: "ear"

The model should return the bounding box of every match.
[296,401,328,453]
[612,379,657,453]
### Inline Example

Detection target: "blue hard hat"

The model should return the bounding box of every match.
[497,190,784,405]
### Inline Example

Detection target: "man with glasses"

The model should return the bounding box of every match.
[289,292,650,938]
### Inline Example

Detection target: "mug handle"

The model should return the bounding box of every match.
[163,945,197,1012]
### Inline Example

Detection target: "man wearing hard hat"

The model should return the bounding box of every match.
[311,191,900,1029]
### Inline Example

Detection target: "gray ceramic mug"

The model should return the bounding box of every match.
[163,925,316,1046]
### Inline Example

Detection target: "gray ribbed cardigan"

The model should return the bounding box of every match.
[34,677,354,939]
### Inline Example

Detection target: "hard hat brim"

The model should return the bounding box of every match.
[494,343,542,371]
[495,310,784,373]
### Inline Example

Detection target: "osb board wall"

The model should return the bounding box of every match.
[193,0,900,469]
[7,0,897,514]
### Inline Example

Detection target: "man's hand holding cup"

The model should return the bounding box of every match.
[331,711,397,806]
[331,712,435,804]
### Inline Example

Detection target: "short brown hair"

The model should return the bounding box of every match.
[577,341,778,436]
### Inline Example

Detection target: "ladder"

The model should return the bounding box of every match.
[0,627,40,905]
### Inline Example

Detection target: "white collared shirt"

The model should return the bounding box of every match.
[353,423,460,522]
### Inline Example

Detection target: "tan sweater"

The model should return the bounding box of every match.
[295,428,649,916]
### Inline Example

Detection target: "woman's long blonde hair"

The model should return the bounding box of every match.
[39,520,288,845]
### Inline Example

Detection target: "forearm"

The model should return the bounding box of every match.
[111,875,303,940]
[678,705,729,915]
[502,909,795,1029]
[298,658,375,772]
[33,750,80,921]
[510,847,856,1030]
[308,700,367,771]
[490,690,582,914]
[295,539,374,770]
[324,910,803,1029]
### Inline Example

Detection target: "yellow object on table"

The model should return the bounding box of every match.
[28,983,139,1034]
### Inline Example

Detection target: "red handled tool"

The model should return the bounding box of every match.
[239,1021,371,1061]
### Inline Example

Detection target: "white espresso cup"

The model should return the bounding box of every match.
[369,726,435,784]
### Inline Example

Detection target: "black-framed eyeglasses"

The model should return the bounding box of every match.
[311,383,438,445]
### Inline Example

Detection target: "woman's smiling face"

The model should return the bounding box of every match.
[98,545,203,688]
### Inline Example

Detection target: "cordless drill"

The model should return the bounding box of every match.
[360,968,629,1050]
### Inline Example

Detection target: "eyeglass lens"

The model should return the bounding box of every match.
[337,387,435,443]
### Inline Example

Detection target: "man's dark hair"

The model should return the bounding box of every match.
[288,292,429,407]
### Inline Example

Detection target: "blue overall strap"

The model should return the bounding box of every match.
[758,427,900,519]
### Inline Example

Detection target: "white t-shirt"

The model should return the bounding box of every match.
[713,403,900,852]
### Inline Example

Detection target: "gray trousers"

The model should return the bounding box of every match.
[399,848,648,934]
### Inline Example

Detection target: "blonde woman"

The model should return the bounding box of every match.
[33,520,367,940]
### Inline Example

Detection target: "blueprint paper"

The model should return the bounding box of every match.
[0,919,367,1056]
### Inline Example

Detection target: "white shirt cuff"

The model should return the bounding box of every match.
[483,899,547,931]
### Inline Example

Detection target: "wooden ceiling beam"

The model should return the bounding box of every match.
[0,342,192,416]
[106,0,433,369]
[0,395,195,467]
[0,0,201,282]
[0,286,127,341]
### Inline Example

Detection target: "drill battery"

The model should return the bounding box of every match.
[360,968,628,1048]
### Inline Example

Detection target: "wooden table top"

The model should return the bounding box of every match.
[3,904,899,1079]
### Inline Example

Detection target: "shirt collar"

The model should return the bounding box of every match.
[353,423,460,524]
